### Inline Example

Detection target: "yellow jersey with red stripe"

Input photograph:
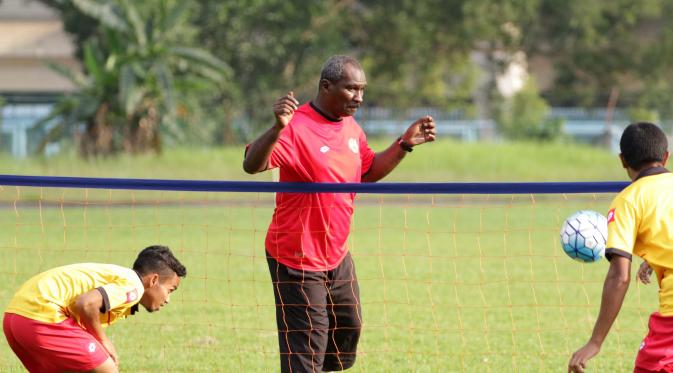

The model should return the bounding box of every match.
[5,263,144,326]
[605,167,673,315]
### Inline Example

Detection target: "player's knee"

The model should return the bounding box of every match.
[323,353,358,371]
[339,311,362,330]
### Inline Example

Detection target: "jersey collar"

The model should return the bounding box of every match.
[309,101,342,122]
[635,166,669,181]
[130,269,143,316]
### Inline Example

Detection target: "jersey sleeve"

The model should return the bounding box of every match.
[605,196,638,261]
[243,126,295,171]
[96,280,142,313]
[359,131,376,175]
[267,126,295,169]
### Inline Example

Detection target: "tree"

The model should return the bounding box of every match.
[38,0,229,156]
[523,0,664,107]
[194,0,496,136]
[341,0,478,110]
[495,77,563,140]
[193,0,349,139]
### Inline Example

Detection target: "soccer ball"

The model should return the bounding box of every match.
[559,210,608,263]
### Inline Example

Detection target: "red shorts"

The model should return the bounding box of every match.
[3,312,109,373]
[635,312,673,373]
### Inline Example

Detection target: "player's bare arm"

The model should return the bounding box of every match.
[568,255,631,373]
[243,91,299,174]
[361,116,436,182]
[74,289,118,365]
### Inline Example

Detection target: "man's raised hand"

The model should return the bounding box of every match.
[273,91,299,130]
[402,116,437,146]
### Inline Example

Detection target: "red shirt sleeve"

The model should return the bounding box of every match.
[359,130,375,175]
[244,126,295,171]
[268,126,295,169]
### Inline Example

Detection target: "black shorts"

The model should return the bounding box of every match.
[267,252,362,372]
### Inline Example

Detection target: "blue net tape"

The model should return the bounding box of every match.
[0,175,629,194]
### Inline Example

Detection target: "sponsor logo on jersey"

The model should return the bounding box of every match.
[607,208,616,224]
[126,289,138,303]
[348,138,359,154]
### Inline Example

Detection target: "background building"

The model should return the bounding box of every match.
[0,0,76,157]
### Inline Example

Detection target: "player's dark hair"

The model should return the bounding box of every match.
[133,245,187,278]
[620,122,668,170]
[320,55,362,83]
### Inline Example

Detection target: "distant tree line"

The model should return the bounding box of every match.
[36,0,673,155]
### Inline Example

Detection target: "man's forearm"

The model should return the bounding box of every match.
[361,141,407,182]
[75,297,107,342]
[243,125,282,174]
[82,314,107,342]
[589,266,630,346]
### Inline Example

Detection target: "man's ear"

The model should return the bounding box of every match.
[148,273,160,287]
[663,151,669,166]
[319,79,331,92]
[619,154,628,169]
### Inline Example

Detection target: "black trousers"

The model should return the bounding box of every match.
[266,252,362,373]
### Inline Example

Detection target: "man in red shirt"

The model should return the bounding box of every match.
[244,55,436,372]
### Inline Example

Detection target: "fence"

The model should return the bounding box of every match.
[0,103,630,158]
[0,175,648,372]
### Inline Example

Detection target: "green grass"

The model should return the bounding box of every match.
[0,194,654,372]
[0,138,627,181]
[0,140,646,372]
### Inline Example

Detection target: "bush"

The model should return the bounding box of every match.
[627,107,660,124]
[496,78,564,141]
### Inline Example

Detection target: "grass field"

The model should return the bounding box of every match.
[0,140,653,372]
[0,138,627,181]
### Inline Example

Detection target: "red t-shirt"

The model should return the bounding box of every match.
[264,103,376,271]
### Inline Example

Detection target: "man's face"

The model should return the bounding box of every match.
[140,272,180,312]
[323,63,367,118]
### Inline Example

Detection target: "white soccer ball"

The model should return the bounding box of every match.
[559,210,608,263]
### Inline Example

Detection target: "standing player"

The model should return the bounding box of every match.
[243,55,436,372]
[568,122,673,373]
[3,245,187,373]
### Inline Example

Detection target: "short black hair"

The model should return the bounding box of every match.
[620,122,668,170]
[133,245,187,278]
[320,55,362,83]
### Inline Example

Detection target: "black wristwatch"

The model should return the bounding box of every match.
[396,137,413,152]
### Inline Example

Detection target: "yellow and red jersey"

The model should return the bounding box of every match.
[605,167,673,315]
[5,263,144,326]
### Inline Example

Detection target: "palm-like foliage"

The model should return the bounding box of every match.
[38,0,229,156]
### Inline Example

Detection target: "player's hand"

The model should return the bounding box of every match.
[273,91,299,130]
[568,341,600,373]
[401,116,436,146]
[102,338,119,366]
[637,260,653,284]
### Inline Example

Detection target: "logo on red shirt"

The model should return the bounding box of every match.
[126,289,138,303]
[607,208,616,223]
[348,138,359,154]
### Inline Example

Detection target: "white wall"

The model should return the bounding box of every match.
[0,0,77,92]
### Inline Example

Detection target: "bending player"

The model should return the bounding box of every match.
[3,245,187,373]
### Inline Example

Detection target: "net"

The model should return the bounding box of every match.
[0,176,655,372]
